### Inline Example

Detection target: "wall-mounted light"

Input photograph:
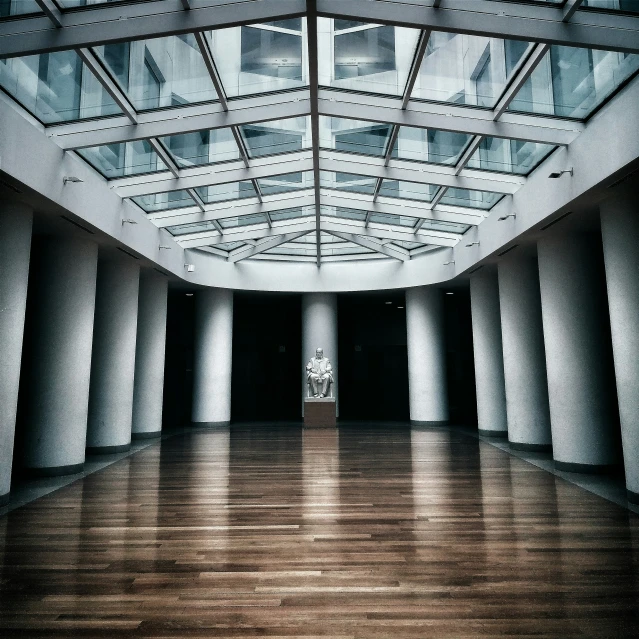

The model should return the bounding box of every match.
[466,242,480,247]
[498,213,516,221]
[184,264,195,272]
[63,176,84,185]
[159,245,172,250]
[122,219,137,225]
[548,168,573,179]
[443,260,455,265]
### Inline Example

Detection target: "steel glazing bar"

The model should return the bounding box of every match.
[0,0,308,58]
[307,0,322,266]
[402,30,430,109]
[326,230,409,261]
[114,151,313,198]
[564,0,585,22]
[454,136,483,176]
[318,90,582,146]
[316,0,639,53]
[148,139,180,178]
[49,92,311,150]
[229,230,313,263]
[76,48,138,123]
[34,0,62,28]
[194,30,229,111]
[181,0,192,9]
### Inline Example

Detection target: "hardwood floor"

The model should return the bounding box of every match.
[1,424,638,638]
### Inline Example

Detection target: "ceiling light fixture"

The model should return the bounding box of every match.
[548,168,573,179]
[385,301,393,304]
[63,176,83,184]
[446,292,454,295]
[186,293,194,297]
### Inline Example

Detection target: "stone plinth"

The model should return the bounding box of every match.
[304,398,337,428]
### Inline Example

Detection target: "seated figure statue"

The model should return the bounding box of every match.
[306,347,333,398]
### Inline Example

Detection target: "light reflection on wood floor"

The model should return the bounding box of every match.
[1,424,638,638]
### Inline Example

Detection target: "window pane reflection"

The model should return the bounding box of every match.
[582,0,639,13]
[320,171,378,195]
[466,137,556,175]
[320,116,393,156]
[240,117,310,157]
[0,50,121,123]
[393,127,472,165]
[132,190,195,212]
[0,0,41,17]
[219,213,267,229]
[257,171,314,195]
[196,181,256,204]
[161,128,239,168]
[379,179,437,202]
[78,140,166,179]
[509,45,639,119]
[439,187,502,210]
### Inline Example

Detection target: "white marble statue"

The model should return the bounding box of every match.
[306,347,333,398]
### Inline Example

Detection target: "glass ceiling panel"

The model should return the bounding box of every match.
[160,128,239,168]
[393,127,472,166]
[196,181,255,204]
[509,45,639,119]
[214,241,245,251]
[0,50,121,123]
[466,137,556,175]
[219,213,267,229]
[257,171,314,195]
[582,0,639,13]
[270,206,315,221]
[0,0,41,17]
[320,171,377,195]
[320,116,393,157]
[393,240,428,250]
[321,206,368,222]
[379,179,438,202]
[439,187,503,210]
[77,140,166,179]
[132,190,194,213]
[370,212,470,234]
[318,18,421,96]
[240,117,310,158]
[167,220,220,237]
[96,34,218,111]
[411,32,532,108]
[210,19,308,97]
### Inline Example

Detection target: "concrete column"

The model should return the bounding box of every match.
[537,233,619,472]
[0,203,33,503]
[470,270,507,437]
[22,237,98,476]
[600,190,639,502]
[192,288,234,426]
[302,293,338,415]
[498,253,552,451]
[86,258,140,454]
[132,271,168,439]
[405,286,449,425]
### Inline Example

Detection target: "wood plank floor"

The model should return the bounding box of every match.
[1,424,639,638]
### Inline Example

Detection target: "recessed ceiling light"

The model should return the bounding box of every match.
[186,293,194,297]
[385,301,392,304]
[446,292,454,295]
[397,306,404,309]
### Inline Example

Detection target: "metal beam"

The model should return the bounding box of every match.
[180,0,192,9]
[319,89,582,146]
[402,30,430,109]
[326,230,410,261]
[148,139,179,178]
[307,0,321,266]
[228,230,313,262]
[563,0,585,22]
[316,0,639,53]
[0,0,307,58]
[48,92,310,150]
[454,136,483,176]
[320,151,523,194]
[194,30,229,111]
[113,151,313,198]
[34,0,62,28]
[76,48,138,124]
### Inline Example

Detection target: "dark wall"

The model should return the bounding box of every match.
[162,290,195,429]
[443,288,477,427]
[338,292,409,421]
[231,293,302,421]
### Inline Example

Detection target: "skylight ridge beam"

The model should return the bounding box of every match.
[229,230,313,262]
[326,230,409,261]
[76,48,138,124]
[307,0,322,267]
[35,0,62,28]
[401,29,430,110]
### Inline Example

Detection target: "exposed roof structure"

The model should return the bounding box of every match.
[1,0,638,267]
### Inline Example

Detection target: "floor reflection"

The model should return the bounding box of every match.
[0,423,638,637]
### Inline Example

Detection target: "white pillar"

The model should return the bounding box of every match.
[600,190,639,502]
[538,233,619,472]
[0,203,32,502]
[470,270,507,437]
[132,271,168,439]
[192,288,234,425]
[86,258,140,453]
[21,237,98,476]
[498,253,552,451]
[302,293,338,415]
[405,286,449,425]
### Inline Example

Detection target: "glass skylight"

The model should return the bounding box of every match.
[78,141,167,179]
[160,128,239,168]
[240,117,310,157]
[196,181,255,204]
[440,187,503,210]
[393,127,472,166]
[582,0,639,13]
[0,0,41,17]
[379,180,438,203]
[132,190,195,213]
[466,137,556,175]
[320,117,393,157]
[257,171,314,195]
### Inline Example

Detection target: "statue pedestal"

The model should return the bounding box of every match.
[304,398,336,428]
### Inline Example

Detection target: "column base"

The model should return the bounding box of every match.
[131,431,162,440]
[0,492,9,507]
[478,429,508,438]
[86,443,131,455]
[509,441,552,452]
[192,421,231,428]
[411,420,449,427]
[554,460,616,474]
[627,489,639,505]
[24,463,84,478]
